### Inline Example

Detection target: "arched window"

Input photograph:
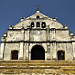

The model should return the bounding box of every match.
[31,22,34,27]
[57,50,65,60]
[11,50,18,60]
[37,16,40,19]
[36,22,40,27]
[42,22,46,28]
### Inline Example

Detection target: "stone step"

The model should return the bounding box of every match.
[0,60,75,63]
[0,60,75,74]
[0,60,75,67]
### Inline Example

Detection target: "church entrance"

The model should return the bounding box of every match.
[11,50,18,60]
[31,45,45,60]
[57,51,65,60]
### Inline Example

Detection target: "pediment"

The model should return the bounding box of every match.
[14,11,63,29]
[25,12,52,20]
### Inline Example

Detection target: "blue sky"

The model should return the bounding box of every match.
[0,0,75,41]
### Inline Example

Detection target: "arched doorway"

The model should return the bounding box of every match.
[11,50,18,60]
[57,50,65,60]
[31,45,45,60]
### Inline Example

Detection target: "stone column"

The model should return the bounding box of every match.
[50,43,53,60]
[53,28,56,40]
[53,42,57,60]
[25,43,29,60]
[72,42,75,60]
[0,36,5,60]
[52,28,56,41]
[50,30,51,41]
[19,42,24,60]
[24,44,26,60]
[46,25,50,41]
[21,28,25,41]
[47,43,50,60]
[0,42,5,60]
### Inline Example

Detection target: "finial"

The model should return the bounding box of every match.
[9,25,13,29]
[53,17,57,21]
[36,5,40,12]
[70,31,73,36]
[64,24,68,29]
[36,8,40,11]
[21,17,24,19]
[4,32,7,37]
[20,17,25,21]
[53,17,57,19]
[10,24,13,27]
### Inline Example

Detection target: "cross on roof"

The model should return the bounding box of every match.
[36,5,40,8]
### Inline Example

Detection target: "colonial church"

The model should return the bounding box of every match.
[0,9,75,75]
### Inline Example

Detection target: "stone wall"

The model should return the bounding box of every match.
[4,43,20,60]
[0,42,73,60]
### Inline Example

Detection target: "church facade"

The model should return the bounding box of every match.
[0,9,75,75]
[0,9,75,61]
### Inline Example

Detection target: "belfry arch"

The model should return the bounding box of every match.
[31,45,45,60]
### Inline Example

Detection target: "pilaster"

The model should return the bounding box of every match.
[46,25,50,41]
[53,42,57,60]
[21,28,25,41]
[50,43,53,60]
[50,42,57,60]
[0,36,6,60]
[51,28,56,41]
[47,43,50,60]
[19,42,24,60]
[25,43,29,60]
[72,42,75,60]
[0,42,5,60]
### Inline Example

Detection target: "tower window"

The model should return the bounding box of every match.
[36,22,40,27]
[37,16,40,19]
[42,22,46,28]
[31,22,34,27]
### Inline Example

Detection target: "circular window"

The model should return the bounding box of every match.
[37,16,40,19]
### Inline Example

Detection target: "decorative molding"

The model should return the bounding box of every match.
[1,41,73,43]
[8,28,69,31]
